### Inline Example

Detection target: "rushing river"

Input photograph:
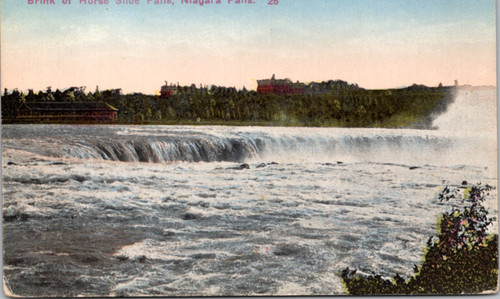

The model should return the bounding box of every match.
[1,88,497,296]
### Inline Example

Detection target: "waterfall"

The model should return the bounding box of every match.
[2,88,495,166]
[54,128,469,165]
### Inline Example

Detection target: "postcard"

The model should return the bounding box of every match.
[1,0,498,296]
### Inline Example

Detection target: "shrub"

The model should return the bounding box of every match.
[340,184,498,295]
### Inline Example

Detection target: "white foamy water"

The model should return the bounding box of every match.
[2,88,497,296]
[433,88,497,133]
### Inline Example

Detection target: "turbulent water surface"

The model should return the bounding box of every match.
[2,88,497,296]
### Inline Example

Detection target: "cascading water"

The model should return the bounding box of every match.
[0,125,462,164]
[3,89,495,167]
[2,87,497,297]
[432,88,497,133]
[0,131,493,169]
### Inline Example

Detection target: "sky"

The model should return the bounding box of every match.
[0,0,496,94]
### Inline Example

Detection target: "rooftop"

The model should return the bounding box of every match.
[20,102,118,111]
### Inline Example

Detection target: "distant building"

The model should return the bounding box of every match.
[17,102,118,123]
[257,74,306,95]
[160,81,178,98]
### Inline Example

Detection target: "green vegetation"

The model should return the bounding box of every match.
[340,184,498,295]
[2,82,454,127]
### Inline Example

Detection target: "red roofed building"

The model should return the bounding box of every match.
[160,81,178,98]
[257,74,306,95]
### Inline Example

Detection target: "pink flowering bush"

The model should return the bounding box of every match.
[436,184,496,256]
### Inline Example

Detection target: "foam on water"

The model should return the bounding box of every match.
[2,157,496,295]
[433,88,497,133]
[2,88,497,296]
[1,126,496,168]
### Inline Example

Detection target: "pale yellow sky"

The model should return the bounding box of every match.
[1,0,496,93]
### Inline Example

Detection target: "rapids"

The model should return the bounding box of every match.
[1,88,497,296]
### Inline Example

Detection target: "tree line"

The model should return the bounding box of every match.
[1,82,454,128]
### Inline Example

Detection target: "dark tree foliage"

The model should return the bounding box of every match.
[1,83,453,127]
[340,184,498,295]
